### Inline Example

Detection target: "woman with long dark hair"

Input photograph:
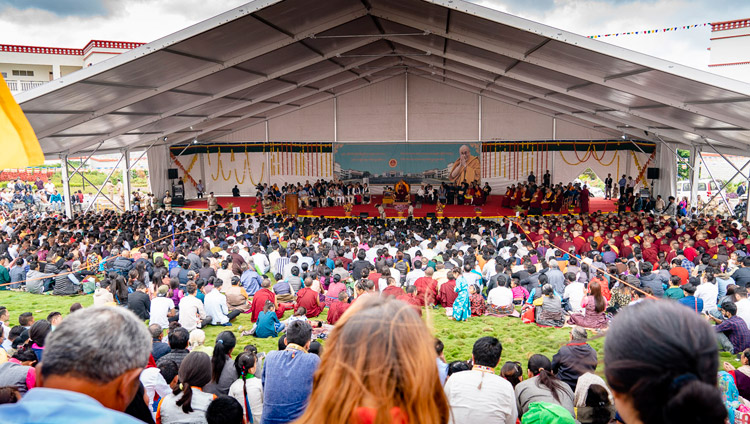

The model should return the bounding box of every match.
[604,300,727,424]
[156,351,215,424]
[205,331,238,396]
[568,280,608,329]
[228,352,263,424]
[515,354,575,417]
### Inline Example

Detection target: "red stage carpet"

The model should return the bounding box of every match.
[183,195,617,218]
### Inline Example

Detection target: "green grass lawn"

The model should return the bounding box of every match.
[0,291,736,374]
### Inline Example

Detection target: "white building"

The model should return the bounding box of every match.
[0,40,144,95]
[709,19,750,82]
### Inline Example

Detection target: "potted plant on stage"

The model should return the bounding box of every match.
[514,205,524,218]
[226,202,235,213]
[395,204,407,218]
[474,206,483,217]
[250,202,257,214]
[343,202,353,217]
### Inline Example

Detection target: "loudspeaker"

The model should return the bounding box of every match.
[647,167,660,180]
[167,168,178,179]
[426,212,436,218]
[359,212,369,218]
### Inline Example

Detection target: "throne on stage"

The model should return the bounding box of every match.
[394,180,410,204]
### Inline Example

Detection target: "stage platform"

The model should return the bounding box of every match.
[181,195,617,218]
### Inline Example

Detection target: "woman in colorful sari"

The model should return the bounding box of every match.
[723,348,750,400]
[452,269,471,322]
[718,370,744,424]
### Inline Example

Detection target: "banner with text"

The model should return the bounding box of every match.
[334,142,481,185]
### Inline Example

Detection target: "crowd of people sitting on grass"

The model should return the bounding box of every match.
[0,293,738,423]
[0,192,749,421]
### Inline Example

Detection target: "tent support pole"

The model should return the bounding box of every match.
[698,151,734,214]
[83,155,124,213]
[123,149,132,212]
[60,154,73,217]
[696,159,750,212]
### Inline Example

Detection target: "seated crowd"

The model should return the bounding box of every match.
[0,195,748,422]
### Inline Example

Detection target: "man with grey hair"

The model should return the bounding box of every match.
[0,306,151,423]
[551,326,598,392]
[545,259,565,295]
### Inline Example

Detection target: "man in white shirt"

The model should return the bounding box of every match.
[178,282,210,331]
[695,274,719,316]
[562,273,586,313]
[149,285,176,329]
[444,336,517,424]
[487,281,514,309]
[252,249,270,275]
[204,279,240,326]
[462,263,482,288]
[268,246,281,275]
[735,287,750,326]
[404,261,425,287]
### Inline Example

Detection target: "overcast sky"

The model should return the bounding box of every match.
[1,0,748,71]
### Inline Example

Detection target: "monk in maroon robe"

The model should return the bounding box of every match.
[436,279,458,308]
[326,293,351,325]
[397,286,422,317]
[414,270,438,307]
[580,186,590,214]
[295,285,323,318]
[250,281,281,322]
[382,284,405,299]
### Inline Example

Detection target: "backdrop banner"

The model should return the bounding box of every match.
[334,142,482,186]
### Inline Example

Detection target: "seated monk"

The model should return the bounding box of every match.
[326,291,351,325]
[541,190,553,212]
[295,278,323,318]
[502,185,515,208]
[397,285,422,317]
[225,276,250,313]
[436,276,457,308]
[553,189,564,212]
[414,268,438,307]
[250,278,283,322]
[520,187,531,209]
[395,181,410,202]
[511,186,522,208]
[381,276,405,299]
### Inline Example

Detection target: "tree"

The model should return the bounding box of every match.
[677,149,690,181]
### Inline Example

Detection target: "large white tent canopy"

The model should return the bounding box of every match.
[13,0,750,213]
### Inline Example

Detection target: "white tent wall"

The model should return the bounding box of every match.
[336,75,406,141]
[168,74,658,196]
[655,143,678,199]
[408,76,478,141]
[147,144,170,200]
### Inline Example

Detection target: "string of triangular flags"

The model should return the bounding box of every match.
[589,23,709,39]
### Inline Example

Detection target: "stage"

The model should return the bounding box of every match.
[181,195,617,218]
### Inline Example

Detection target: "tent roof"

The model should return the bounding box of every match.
[16,0,750,158]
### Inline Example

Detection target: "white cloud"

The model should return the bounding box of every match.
[470,0,750,70]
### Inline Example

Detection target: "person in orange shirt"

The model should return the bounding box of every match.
[669,258,689,285]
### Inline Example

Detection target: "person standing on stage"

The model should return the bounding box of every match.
[618,175,627,197]
[543,170,551,188]
[196,179,205,199]
[604,173,613,200]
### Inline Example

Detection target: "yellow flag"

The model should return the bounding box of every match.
[0,74,44,168]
